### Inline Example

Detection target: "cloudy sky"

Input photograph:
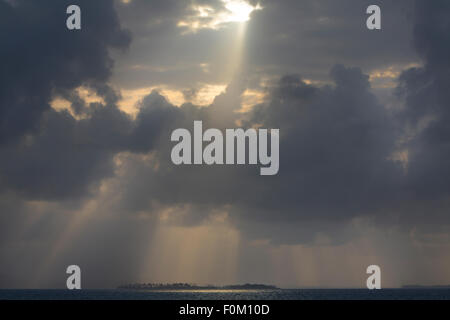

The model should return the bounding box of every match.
[1,0,450,289]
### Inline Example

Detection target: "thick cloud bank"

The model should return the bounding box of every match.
[1,0,450,288]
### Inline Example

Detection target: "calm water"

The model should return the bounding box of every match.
[1,289,450,300]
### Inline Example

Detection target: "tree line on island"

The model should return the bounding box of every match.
[117,283,278,290]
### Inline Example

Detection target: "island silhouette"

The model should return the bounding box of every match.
[117,283,278,290]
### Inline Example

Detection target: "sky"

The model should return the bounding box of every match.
[1,0,450,289]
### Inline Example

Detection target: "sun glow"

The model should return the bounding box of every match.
[223,0,259,23]
[177,0,261,32]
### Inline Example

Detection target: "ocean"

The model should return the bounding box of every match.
[1,289,450,300]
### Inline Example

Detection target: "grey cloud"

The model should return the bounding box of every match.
[0,0,130,145]
[0,0,134,200]
[246,0,417,78]
[0,0,446,239]
[2,0,450,288]
[113,0,418,91]
[115,65,402,236]
[396,0,450,203]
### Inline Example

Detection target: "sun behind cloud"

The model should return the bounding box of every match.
[177,0,262,33]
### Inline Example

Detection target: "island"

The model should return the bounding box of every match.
[117,283,279,290]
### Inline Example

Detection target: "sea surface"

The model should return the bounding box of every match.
[1,289,450,300]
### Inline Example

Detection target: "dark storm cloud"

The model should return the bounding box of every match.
[1,0,450,288]
[0,0,136,200]
[396,0,450,203]
[0,107,128,199]
[0,0,130,144]
[246,65,400,216]
[113,65,403,244]
[0,0,447,235]
[109,1,450,244]
[0,91,186,200]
